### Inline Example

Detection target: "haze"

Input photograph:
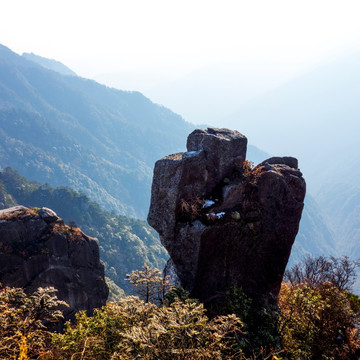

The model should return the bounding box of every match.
[2,0,360,288]
[1,0,360,160]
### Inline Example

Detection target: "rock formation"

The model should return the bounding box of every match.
[0,206,108,320]
[148,128,306,306]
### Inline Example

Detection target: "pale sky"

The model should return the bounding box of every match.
[2,0,360,77]
[1,0,360,127]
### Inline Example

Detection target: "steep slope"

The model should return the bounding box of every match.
[0,181,15,208]
[0,108,139,215]
[0,44,194,218]
[0,167,168,295]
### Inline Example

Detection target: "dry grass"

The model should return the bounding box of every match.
[51,223,84,242]
[179,196,204,221]
[0,208,38,221]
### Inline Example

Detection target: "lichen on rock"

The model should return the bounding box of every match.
[148,128,306,307]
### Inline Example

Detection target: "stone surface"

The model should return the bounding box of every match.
[148,128,306,306]
[0,206,108,321]
[38,207,59,223]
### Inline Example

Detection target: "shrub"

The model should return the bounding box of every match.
[285,255,360,291]
[52,296,156,360]
[0,286,67,359]
[280,256,360,359]
[239,160,264,183]
[119,300,242,359]
[163,286,190,306]
[225,285,280,356]
[53,296,245,359]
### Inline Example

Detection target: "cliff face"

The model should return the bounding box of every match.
[148,128,306,305]
[0,206,108,320]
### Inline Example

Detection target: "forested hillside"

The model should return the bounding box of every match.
[0,167,168,296]
[0,44,193,218]
[0,43,338,271]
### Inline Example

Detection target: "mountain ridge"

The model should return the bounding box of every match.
[22,52,78,76]
[0,43,194,218]
[0,43,339,271]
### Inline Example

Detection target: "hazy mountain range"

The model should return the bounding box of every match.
[22,52,78,77]
[95,60,307,127]
[0,43,194,218]
[219,51,360,262]
[0,42,356,275]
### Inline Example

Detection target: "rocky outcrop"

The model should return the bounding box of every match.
[148,128,306,306]
[0,206,108,320]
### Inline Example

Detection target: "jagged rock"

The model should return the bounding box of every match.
[38,207,58,223]
[148,128,306,306]
[0,206,108,321]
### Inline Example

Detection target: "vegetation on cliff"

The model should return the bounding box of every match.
[0,167,167,296]
[1,257,359,360]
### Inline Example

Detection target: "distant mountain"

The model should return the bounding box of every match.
[0,43,194,218]
[22,52,77,76]
[222,51,360,263]
[0,43,338,271]
[317,183,360,257]
[98,61,303,126]
[289,193,337,266]
[222,51,360,190]
[0,167,167,296]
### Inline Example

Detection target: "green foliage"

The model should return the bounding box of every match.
[0,285,68,359]
[279,282,360,360]
[225,285,252,321]
[118,300,244,360]
[280,256,360,359]
[11,256,360,360]
[225,285,280,356]
[51,301,144,360]
[0,179,16,209]
[163,286,190,306]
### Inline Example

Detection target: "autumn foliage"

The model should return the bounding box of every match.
[0,286,67,359]
[1,258,360,359]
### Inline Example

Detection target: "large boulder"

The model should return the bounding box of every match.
[0,206,108,320]
[148,128,306,306]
